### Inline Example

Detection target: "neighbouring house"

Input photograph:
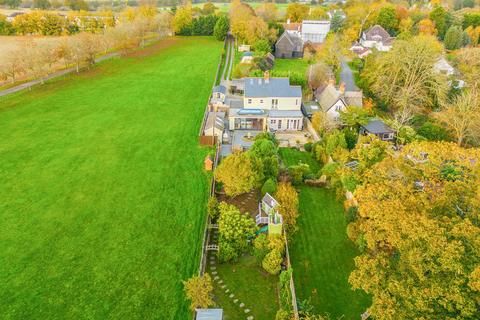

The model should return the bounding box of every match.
[434,57,455,76]
[301,20,331,44]
[210,85,227,108]
[203,111,225,137]
[228,73,304,132]
[350,25,394,57]
[350,43,372,58]
[241,51,254,64]
[275,31,304,59]
[314,80,363,121]
[275,20,331,59]
[359,119,395,141]
[360,25,394,51]
[283,20,301,33]
[255,193,283,236]
[238,44,251,52]
[195,309,223,320]
[434,57,467,88]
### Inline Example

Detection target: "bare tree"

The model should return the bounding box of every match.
[155,11,173,38]
[435,89,480,146]
[77,33,100,68]
[307,62,332,91]
[20,39,54,84]
[133,16,152,48]
[54,39,74,70]
[0,49,24,84]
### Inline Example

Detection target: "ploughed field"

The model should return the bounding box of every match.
[0,37,222,319]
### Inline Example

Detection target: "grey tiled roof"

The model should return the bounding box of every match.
[362,119,395,134]
[212,85,226,94]
[244,77,302,98]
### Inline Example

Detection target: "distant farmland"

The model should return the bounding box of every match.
[0,37,221,319]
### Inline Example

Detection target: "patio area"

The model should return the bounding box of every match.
[231,130,263,152]
[275,131,312,148]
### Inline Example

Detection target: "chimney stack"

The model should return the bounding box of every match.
[339,82,346,94]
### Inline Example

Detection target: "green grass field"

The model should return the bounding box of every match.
[0,37,222,319]
[274,58,311,76]
[289,187,370,318]
[279,148,321,175]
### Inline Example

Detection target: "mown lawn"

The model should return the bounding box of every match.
[274,58,311,75]
[279,147,321,175]
[0,37,222,319]
[289,187,370,318]
[207,254,279,320]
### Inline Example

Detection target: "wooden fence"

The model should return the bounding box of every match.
[198,141,221,276]
[199,135,216,146]
[284,235,300,319]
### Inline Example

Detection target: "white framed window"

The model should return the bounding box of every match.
[260,99,264,104]
[248,99,252,104]
[272,99,278,109]
[270,119,276,124]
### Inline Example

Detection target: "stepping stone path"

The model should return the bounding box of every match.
[229,294,234,298]
[247,316,254,320]
[221,285,226,289]
[239,303,245,308]
[244,309,250,313]
[210,261,215,265]
[218,280,223,284]
[211,271,217,275]
[211,266,216,270]
[214,276,219,280]
[233,299,238,304]
[225,289,229,293]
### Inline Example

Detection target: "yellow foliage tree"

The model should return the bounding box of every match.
[172,3,193,34]
[275,182,299,233]
[183,273,214,311]
[285,3,309,22]
[349,141,480,319]
[418,18,437,36]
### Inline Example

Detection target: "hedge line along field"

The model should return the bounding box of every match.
[0,37,222,319]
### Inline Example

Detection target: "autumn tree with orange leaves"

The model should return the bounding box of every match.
[348,141,480,319]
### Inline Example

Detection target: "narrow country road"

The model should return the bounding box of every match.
[220,38,231,82]
[225,37,235,80]
[339,59,360,92]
